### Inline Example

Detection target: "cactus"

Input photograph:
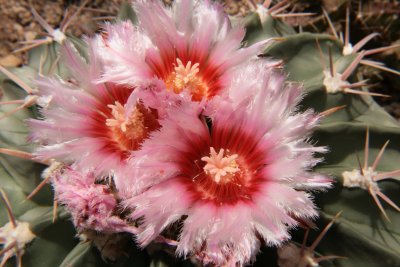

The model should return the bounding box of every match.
[0,1,399,267]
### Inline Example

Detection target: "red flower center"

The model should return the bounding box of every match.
[179,127,266,205]
[89,84,160,159]
[147,52,224,101]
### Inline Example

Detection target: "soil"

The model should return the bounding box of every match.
[0,0,126,65]
[0,0,255,63]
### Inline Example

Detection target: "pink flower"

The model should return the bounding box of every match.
[96,0,268,101]
[29,42,161,175]
[51,164,136,235]
[122,61,331,266]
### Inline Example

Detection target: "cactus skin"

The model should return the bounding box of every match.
[1,2,400,267]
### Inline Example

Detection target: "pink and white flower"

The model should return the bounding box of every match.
[96,0,268,101]
[122,61,331,266]
[29,42,162,176]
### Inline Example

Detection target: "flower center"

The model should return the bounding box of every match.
[106,101,159,152]
[201,147,240,184]
[165,58,208,101]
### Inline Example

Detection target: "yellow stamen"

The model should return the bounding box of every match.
[106,101,157,151]
[165,58,208,100]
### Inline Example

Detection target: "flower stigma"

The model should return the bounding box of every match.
[166,58,208,100]
[201,147,240,184]
[106,101,159,151]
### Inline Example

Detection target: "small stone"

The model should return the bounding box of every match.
[0,54,22,67]
[24,31,37,41]
[224,1,239,16]
[13,23,24,36]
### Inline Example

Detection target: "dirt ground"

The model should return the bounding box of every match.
[0,0,128,65]
[0,0,255,65]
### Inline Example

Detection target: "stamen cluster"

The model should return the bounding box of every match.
[202,147,240,184]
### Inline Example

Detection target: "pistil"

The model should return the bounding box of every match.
[201,147,240,184]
